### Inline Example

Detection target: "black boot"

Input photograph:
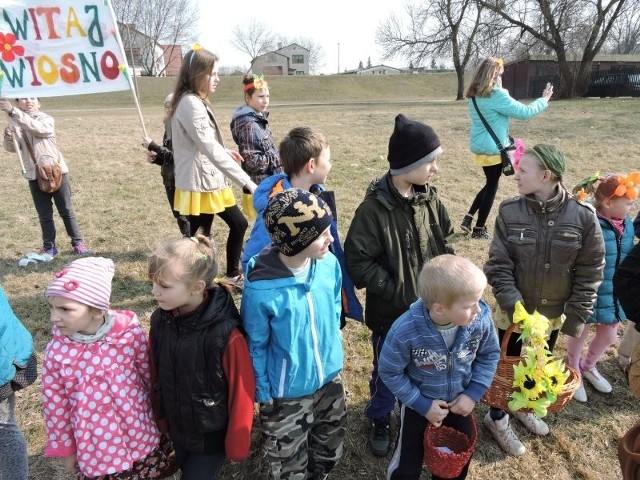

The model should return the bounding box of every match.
[472,226,492,240]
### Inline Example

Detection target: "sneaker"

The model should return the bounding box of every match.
[471,226,492,240]
[41,246,58,257]
[460,214,473,234]
[369,415,390,457]
[581,366,612,393]
[483,412,525,456]
[514,411,549,435]
[73,242,90,255]
[573,382,587,403]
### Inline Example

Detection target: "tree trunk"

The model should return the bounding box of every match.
[455,65,465,100]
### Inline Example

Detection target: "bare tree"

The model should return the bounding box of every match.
[376,0,497,100]
[604,0,640,53]
[231,20,278,66]
[112,0,197,76]
[479,0,628,97]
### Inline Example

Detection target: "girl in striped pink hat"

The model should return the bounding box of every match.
[41,257,176,479]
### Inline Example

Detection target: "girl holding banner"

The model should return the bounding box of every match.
[169,46,257,290]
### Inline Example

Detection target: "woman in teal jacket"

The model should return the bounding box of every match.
[0,285,35,479]
[462,57,553,239]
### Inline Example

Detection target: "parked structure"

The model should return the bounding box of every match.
[251,43,310,76]
[502,54,640,99]
[343,64,403,75]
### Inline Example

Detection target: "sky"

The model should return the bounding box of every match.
[196,0,406,74]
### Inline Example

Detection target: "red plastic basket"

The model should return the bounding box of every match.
[423,416,477,479]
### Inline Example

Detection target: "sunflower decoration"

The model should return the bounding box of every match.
[507,301,570,418]
[252,75,267,90]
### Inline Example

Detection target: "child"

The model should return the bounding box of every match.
[614,241,640,385]
[344,113,454,456]
[170,46,257,289]
[143,92,190,236]
[241,126,362,322]
[567,173,637,401]
[379,254,500,480]
[0,285,36,480]
[483,144,605,456]
[148,235,255,478]
[42,257,174,479]
[230,74,282,220]
[0,96,89,257]
[241,189,346,479]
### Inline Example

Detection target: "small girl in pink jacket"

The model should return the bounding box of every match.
[41,257,175,479]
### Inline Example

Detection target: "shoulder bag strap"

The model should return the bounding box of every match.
[471,96,505,151]
[21,130,37,165]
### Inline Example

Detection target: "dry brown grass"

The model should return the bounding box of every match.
[1,80,639,479]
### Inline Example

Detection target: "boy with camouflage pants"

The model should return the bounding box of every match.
[241,188,346,479]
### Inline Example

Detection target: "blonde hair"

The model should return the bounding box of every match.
[465,57,504,98]
[418,254,487,308]
[148,234,218,288]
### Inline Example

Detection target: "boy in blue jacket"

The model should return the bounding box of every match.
[241,188,346,480]
[379,254,499,480]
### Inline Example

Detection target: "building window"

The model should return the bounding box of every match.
[292,54,304,64]
[295,71,305,75]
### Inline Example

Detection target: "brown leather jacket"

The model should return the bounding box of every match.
[484,187,605,337]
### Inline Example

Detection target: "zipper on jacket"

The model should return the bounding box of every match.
[307,291,325,383]
[278,358,287,398]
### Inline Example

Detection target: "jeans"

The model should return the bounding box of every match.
[173,447,225,480]
[365,331,396,420]
[28,174,83,250]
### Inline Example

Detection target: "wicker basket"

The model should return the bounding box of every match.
[423,416,477,479]
[481,323,581,413]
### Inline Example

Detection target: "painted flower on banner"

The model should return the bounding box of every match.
[0,32,25,63]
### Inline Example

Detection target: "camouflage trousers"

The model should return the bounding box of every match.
[259,375,347,480]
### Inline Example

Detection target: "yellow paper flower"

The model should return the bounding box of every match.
[496,58,504,67]
[191,43,202,52]
[118,64,126,72]
[252,75,267,90]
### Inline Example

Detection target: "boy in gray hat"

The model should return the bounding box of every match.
[344,114,454,456]
[241,188,346,479]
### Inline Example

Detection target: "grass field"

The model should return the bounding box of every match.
[1,74,639,479]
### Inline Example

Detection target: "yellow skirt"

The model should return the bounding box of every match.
[474,154,502,167]
[174,187,236,215]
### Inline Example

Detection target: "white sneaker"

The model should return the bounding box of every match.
[514,411,549,436]
[582,367,612,393]
[573,382,587,403]
[483,412,526,456]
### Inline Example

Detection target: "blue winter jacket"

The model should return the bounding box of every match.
[469,86,548,155]
[241,246,344,403]
[242,173,363,321]
[378,298,499,417]
[588,215,634,324]
[0,286,33,386]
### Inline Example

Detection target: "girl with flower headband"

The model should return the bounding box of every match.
[148,235,255,478]
[484,144,605,456]
[462,57,553,240]
[169,45,257,290]
[230,74,282,220]
[41,257,176,479]
[568,172,639,402]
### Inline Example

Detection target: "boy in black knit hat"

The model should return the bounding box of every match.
[241,188,346,479]
[344,114,454,457]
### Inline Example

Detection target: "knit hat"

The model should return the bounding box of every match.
[387,114,443,174]
[46,257,114,310]
[264,188,333,257]
[530,144,566,180]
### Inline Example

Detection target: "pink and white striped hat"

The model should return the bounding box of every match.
[46,257,114,310]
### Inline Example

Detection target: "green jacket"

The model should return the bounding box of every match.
[344,173,453,334]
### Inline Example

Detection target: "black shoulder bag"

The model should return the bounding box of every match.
[470,97,515,176]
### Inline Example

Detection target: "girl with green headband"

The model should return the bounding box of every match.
[483,144,605,456]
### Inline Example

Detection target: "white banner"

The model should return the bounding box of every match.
[0,0,132,97]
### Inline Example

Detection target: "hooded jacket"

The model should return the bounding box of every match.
[379,298,500,417]
[0,286,33,387]
[230,105,281,185]
[484,188,605,337]
[344,172,454,334]
[241,246,343,403]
